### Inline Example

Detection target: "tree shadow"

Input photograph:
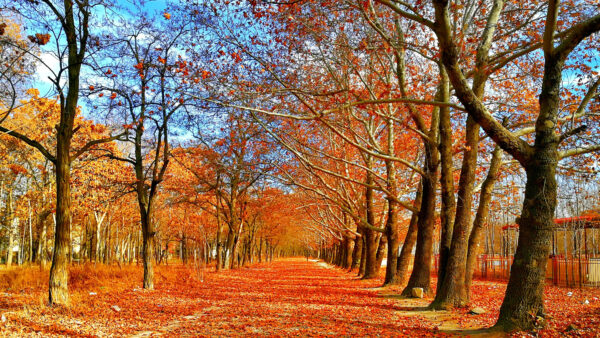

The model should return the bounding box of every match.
[439,327,507,337]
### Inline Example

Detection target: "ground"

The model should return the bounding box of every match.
[0,258,599,337]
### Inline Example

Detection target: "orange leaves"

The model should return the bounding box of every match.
[110,92,117,100]
[89,85,95,91]
[230,52,242,63]
[163,12,171,20]
[8,164,28,176]
[27,33,51,45]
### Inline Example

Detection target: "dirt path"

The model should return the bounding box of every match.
[130,258,465,336]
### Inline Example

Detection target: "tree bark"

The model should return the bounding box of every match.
[396,181,422,285]
[342,235,353,269]
[49,135,73,305]
[47,0,90,306]
[401,130,439,296]
[465,146,502,294]
[362,158,380,279]
[141,214,155,289]
[435,69,455,295]
[5,189,14,267]
[384,196,400,285]
[431,115,479,309]
[359,234,367,276]
[350,226,362,271]
[494,51,563,331]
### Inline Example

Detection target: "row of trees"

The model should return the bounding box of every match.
[0,0,310,306]
[192,0,600,332]
[1,0,599,333]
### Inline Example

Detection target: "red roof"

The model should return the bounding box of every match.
[501,214,600,231]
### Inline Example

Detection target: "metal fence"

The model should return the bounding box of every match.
[433,254,600,288]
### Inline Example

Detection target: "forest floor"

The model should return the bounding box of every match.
[0,258,599,337]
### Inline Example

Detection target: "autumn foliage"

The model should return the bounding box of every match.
[1,0,600,336]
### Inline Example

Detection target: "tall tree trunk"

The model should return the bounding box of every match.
[47,0,88,305]
[36,211,49,266]
[465,146,502,295]
[435,69,455,294]
[375,234,386,272]
[94,212,105,263]
[49,134,73,305]
[384,196,400,285]
[401,137,439,297]
[350,227,362,270]
[258,237,263,263]
[359,234,367,276]
[6,220,16,267]
[496,149,557,330]
[141,213,155,290]
[396,181,423,285]
[6,189,14,267]
[362,164,380,279]
[215,218,222,271]
[28,203,33,264]
[342,235,353,269]
[431,115,479,309]
[495,52,563,331]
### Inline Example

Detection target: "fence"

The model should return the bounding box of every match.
[433,254,600,288]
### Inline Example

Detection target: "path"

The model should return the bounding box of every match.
[132,258,457,336]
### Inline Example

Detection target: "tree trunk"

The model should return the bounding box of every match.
[258,237,263,263]
[402,140,439,297]
[6,219,16,267]
[49,135,73,305]
[384,196,400,285]
[36,212,49,266]
[396,181,423,285]
[94,212,105,263]
[431,115,479,309]
[496,149,557,330]
[359,233,367,276]
[362,166,380,279]
[465,146,502,295]
[6,189,14,267]
[435,70,455,294]
[342,235,353,269]
[215,222,222,271]
[495,54,563,331]
[229,220,243,269]
[350,227,362,271]
[375,233,386,272]
[141,214,155,290]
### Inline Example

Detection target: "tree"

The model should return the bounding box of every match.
[88,8,195,288]
[0,0,126,304]
[429,0,600,330]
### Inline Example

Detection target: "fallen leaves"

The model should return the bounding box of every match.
[0,260,599,336]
